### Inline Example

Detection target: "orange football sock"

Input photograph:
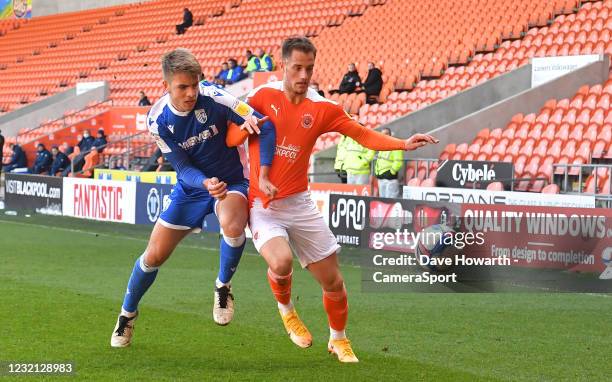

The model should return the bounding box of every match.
[323,285,348,332]
[267,268,292,305]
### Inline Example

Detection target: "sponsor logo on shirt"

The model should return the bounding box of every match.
[178,125,219,150]
[275,136,301,162]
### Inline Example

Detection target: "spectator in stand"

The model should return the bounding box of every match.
[362,62,383,104]
[142,148,163,172]
[109,157,127,171]
[63,131,94,176]
[4,143,26,172]
[61,142,74,156]
[115,157,127,170]
[30,143,52,174]
[344,136,374,185]
[257,48,275,71]
[310,82,325,97]
[374,128,403,198]
[334,63,361,95]
[213,62,229,87]
[216,62,229,81]
[0,129,4,175]
[76,146,100,177]
[49,145,69,176]
[138,90,152,106]
[156,155,173,171]
[79,130,95,153]
[176,7,193,35]
[245,49,261,74]
[92,128,107,153]
[333,135,349,183]
[224,59,245,84]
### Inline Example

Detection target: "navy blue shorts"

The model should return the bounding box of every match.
[159,179,248,231]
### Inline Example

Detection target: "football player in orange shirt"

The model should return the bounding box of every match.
[227,36,438,362]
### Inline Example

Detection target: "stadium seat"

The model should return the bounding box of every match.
[541,183,560,194]
[486,182,504,191]
[407,177,421,187]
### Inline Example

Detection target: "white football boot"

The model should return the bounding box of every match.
[110,312,138,348]
[213,285,234,326]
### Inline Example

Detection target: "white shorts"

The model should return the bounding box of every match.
[250,191,341,268]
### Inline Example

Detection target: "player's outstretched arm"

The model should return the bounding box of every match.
[357,126,438,152]
[330,108,438,151]
[404,133,439,150]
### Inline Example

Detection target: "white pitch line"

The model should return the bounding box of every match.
[0,219,220,252]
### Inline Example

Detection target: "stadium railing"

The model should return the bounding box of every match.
[69,130,155,177]
[553,163,612,205]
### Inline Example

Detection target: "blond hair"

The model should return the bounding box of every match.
[161,48,202,81]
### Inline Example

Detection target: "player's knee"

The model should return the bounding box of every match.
[267,254,293,276]
[220,221,245,238]
[144,245,170,268]
[322,272,344,292]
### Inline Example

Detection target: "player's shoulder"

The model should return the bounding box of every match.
[304,89,345,119]
[305,88,337,106]
[147,93,171,134]
[246,80,284,100]
[198,80,244,112]
[198,80,224,97]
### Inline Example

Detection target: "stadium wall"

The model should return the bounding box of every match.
[31,0,147,17]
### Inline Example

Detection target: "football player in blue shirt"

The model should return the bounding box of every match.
[111,48,277,347]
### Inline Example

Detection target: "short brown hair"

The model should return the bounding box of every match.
[161,48,202,81]
[281,36,317,60]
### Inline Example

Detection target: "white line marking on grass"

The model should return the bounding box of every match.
[0,219,220,253]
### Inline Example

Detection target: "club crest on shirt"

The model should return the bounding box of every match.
[301,113,314,129]
[195,109,207,124]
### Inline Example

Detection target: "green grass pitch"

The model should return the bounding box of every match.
[1,213,611,381]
